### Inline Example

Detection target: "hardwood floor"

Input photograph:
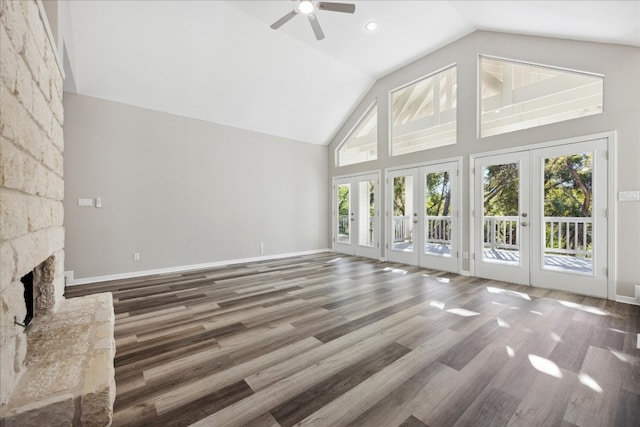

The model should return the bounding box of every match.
[65,253,640,427]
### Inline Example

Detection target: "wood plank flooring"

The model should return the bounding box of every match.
[65,253,640,427]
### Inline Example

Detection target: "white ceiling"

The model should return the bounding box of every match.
[65,1,640,145]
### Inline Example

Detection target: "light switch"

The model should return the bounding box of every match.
[95,197,102,208]
[78,198,94,207]
[619,191,640,202]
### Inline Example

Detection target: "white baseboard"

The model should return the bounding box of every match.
[615,295,640,306]
[460,270,472,276]
[66,249,331,286]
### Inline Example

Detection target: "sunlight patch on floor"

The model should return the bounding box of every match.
[506,345,515,358]
[384,267,407,274]
[486,286,531,300]
[422,274,450,283]
[550,332,562,342]
[446,308,480,317]
[430,300,445,310]
[558,300,609,316]
[578,372,603,393]
[528,354,563,378]
[608,348,630,362]
[496,317,510,328]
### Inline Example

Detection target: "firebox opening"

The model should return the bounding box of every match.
[19,271,34,327]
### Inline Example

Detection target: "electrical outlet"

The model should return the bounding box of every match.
[133,253,140,261]
[260,242,265,255]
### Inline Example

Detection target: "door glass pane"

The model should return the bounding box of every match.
[337,184,350,244]
[358,180,375,247]
[482,163,520,265]
[543,153,593,274]
[392,175,414,252]
[425,171,452,257]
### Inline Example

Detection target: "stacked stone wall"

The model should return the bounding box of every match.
[0,0,65,407]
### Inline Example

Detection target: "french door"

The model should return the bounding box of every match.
[333,173,380,258]
[387,161,460,273]
[473,139,608,297]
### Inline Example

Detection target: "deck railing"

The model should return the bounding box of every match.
[425,216,451,244]
[483,215,593,257]
[338,215,375,245]
[392,216,412,242]
[386,215,592,258]
[338,214,349,236]
[484,216,519,250]
[545,216,592,256]
[392,215,452,244]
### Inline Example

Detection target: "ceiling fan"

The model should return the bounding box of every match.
[270,0,356,41]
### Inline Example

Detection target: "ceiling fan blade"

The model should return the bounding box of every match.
[271,10,299,29]
[317,2,355,13]
[308,14,325,40]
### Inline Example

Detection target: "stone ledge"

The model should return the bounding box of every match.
[1,293,115,426]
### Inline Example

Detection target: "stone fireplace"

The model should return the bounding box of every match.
[1,1,114,425]
[18,256,59,328]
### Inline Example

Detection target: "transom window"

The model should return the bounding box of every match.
[391,65,457,156]
[336,102,377,167]
[480,56,603,137]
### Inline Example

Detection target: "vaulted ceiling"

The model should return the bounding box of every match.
[64,1,640,145]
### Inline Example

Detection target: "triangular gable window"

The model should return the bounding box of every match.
[336,103,377,167]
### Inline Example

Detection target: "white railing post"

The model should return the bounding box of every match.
[543,216,592,257]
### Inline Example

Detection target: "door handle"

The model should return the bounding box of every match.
[521,222,528,227]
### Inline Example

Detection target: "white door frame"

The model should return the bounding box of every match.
[530,139,609,297]
[385,157,463,273]
[332,171,381,259]
[473,151,531,285]
[421,161,461,273]
[469,132,616,299]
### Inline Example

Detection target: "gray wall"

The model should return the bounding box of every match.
[64,93,328,279]
[328,31,640,298]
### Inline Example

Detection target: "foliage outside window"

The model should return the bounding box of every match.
[425,171,452,254]
[336,103,377,167]
[481,154,594,270]
[544,153,593,264]
[480,56,603,137]
[391,65,457,156]
[337,184,350,243]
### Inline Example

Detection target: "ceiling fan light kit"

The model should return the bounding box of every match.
[299,1,314,15]
[270,0,356,41]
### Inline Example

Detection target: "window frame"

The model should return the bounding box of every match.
[389,63,458,157]
[335,100,378,167]
[477,54,604,139]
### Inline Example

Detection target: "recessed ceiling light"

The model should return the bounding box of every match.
[365,21,378,32]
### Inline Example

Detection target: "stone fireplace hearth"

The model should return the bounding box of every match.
[1,1,115,425]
